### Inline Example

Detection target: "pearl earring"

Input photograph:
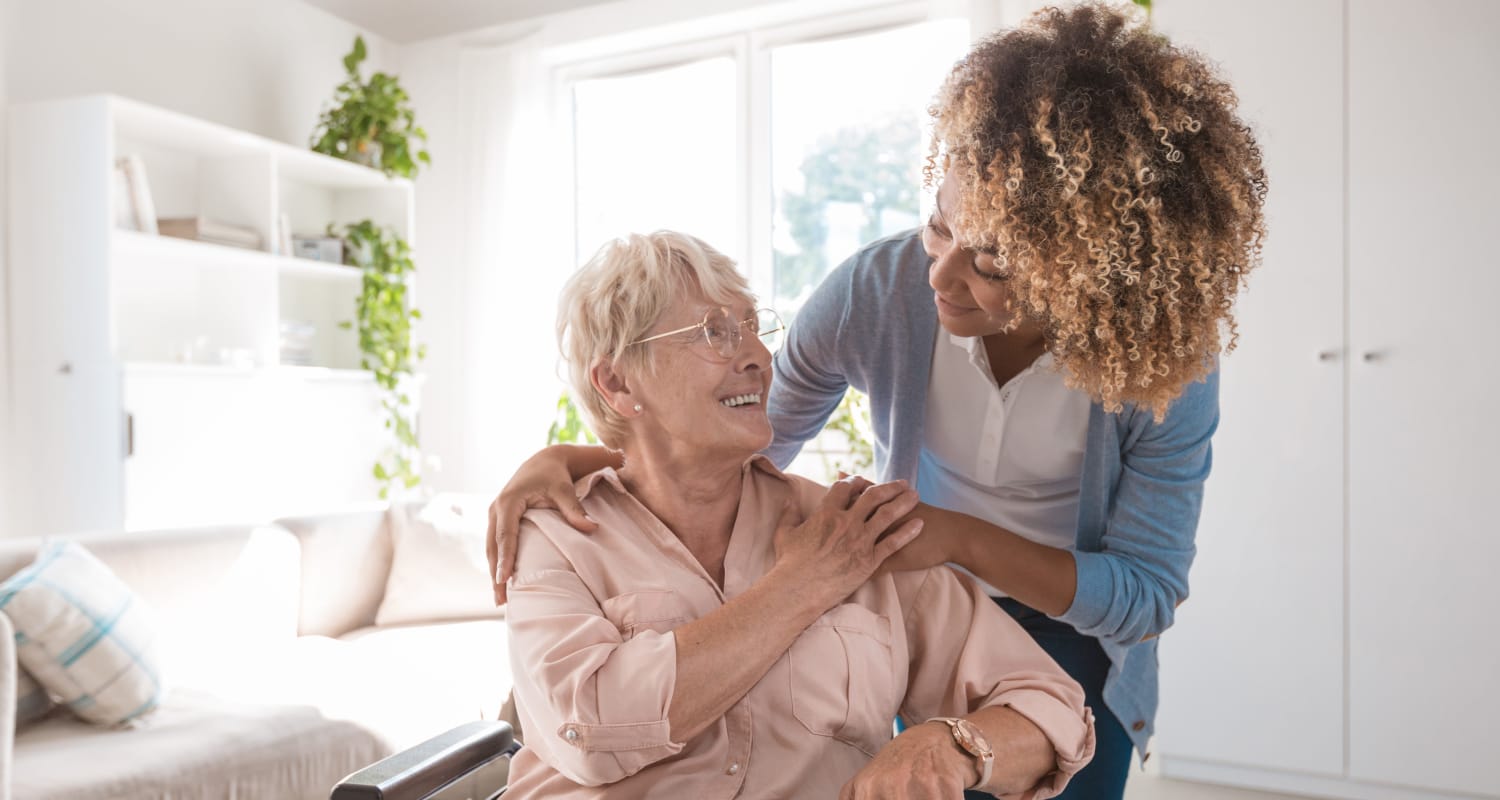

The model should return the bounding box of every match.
[633,404,642,413]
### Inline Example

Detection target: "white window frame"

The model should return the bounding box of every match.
[547,0,972,299]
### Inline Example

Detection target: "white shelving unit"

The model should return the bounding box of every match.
[6,94,415,534]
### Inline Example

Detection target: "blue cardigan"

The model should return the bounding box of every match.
[764,230,1219,757]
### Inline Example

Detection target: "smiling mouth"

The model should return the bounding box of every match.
[934,293,976,313]
[720,393,762,408]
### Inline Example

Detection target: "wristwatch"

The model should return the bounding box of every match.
[927,717,994,789]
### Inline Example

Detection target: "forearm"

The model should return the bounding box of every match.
[548,444,624,481]
[916,504,1077,616]
[667,565,833,741]
[892,707,1053,796]
[965,706,1056,796]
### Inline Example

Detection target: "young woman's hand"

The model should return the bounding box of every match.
[487,447,598,605]
[874,507,958,576]
[771,477,925,606]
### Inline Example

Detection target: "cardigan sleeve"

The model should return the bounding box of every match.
[763,257,856,469]
[1058,371,1219,646]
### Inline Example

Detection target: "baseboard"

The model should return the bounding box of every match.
[1158,755,1497,800]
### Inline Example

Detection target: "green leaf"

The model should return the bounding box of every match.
[344,36,367,74]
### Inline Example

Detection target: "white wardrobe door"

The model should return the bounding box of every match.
[1152,0,1346,776]
[123,370,385,529]
[1348,1,1500,796]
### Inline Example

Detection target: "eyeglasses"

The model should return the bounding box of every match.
[629,307,785,360]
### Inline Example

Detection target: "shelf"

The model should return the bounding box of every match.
[114,228,276,268]
[123,362,374,382]
[274,143,414,191]
[276,256,362,281]
[111,96,267,160]
[113,229,361,282]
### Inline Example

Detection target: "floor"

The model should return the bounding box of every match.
[1126,773,1304,800]
[1125,757,1304,800]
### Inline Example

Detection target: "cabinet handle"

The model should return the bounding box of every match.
[1317,350,1341,362]
[125,412,134,458]
[1362,351,1386,363]
[58,361,72,374]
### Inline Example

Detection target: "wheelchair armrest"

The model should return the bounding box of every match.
[331,720,520,800]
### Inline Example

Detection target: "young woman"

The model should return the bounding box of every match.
[488,5,1266,798]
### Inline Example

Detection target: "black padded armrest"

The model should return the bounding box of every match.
[331,720,519,800]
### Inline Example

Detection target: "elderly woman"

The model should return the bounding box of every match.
[504,230,1094,799]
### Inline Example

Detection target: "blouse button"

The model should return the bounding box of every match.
[726,762,740,775]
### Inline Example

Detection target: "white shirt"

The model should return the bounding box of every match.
[916,332,1091,597]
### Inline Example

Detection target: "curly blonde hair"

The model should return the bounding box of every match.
[928,2,1268,419]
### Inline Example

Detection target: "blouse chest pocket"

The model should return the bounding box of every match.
[600,589,691,639]
[787,603,898,757]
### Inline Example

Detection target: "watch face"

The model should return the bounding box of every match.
[953,718,993,758]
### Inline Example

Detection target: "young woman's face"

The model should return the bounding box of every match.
[922,177,1023,338]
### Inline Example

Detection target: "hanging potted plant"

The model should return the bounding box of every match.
[311,36,431,178]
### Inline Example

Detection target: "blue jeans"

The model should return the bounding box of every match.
[963,597,1132,800]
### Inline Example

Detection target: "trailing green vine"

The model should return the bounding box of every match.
[823,388,874,478]
[337,219,425,498]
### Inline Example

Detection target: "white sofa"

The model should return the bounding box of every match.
[0,501,511,800]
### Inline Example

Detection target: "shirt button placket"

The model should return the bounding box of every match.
[723,704,752,793]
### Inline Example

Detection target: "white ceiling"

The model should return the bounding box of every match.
[300,0,621,44]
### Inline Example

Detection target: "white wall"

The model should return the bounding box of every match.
[1,0,13,534]
[0,0,388,532]
[5,0,387,144]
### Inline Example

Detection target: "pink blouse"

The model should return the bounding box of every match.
[505,456,1095,799]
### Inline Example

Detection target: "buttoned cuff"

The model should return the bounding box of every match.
[985,691,1096,800]
[555,719,682,754]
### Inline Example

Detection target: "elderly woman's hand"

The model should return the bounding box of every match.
[772,477,924,605]
[838,722,975,799]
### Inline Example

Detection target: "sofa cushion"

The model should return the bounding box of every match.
[274,506,393,638]
[10,688,388,800]
[376,494,503,627]
[337,619,512,747]
[0,541,163,726]
[0,525,305,690]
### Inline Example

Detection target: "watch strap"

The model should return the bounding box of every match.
[926,717,994,789]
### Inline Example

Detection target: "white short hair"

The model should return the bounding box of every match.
[557,231,753,448]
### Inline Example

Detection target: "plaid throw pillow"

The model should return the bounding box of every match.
[0,541,163,727]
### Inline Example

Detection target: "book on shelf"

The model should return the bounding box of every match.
[158,216,263,250]
[114,154,158,234]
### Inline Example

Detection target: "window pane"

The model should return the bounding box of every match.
[770,20,969,320]
[573,57,738,265]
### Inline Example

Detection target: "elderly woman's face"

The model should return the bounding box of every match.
[626,294,774,461]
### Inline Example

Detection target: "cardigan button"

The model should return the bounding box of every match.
[1132,720,1146,732]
